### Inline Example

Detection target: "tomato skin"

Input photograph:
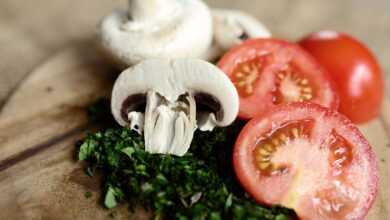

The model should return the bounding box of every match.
[299,31,384,124]
[218,38,338,119]
[233,102,378,220]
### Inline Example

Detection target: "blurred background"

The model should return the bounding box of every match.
[0,0,389,107]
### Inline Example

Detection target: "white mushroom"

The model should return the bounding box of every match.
[205,9,272,61]
[98,0,213,67]
[111,59,239,156]
[98,0,271,67]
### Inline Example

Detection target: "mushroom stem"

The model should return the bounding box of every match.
[144,91,197,156]
[128,0,180,22]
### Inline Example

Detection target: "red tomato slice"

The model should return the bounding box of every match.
[233,102,378,220]
[218,38,338,119]
[299,31,384,124]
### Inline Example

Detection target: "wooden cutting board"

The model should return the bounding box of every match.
[0,42,389,220]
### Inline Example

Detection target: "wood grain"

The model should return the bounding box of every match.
[0,127,150,220]
[0,0,389,219]
[0,42,116,165]
[0,44,151,220]
[0,44,388,219]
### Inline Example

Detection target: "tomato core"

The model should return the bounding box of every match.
[273,65,315,104]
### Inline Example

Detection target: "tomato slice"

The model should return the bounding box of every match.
[233,102,378,220]
[218,38,338,119]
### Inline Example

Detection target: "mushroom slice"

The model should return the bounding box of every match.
[98,0,213,67]
[111,59,239,156]
[206,8,272,61]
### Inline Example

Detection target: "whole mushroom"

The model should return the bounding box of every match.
[111,59,239,156]
[99,0,213,67]
[206,8,272,61]
[98,0,271,67]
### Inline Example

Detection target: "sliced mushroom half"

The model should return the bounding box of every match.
[111,59,239,156]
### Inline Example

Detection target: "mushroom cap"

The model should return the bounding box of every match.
[98,1,213,67]
[111,59,239,128]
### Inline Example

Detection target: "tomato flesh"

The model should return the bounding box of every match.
[299,31,384,123]
[233,103,378,220]
[218,38,338,119]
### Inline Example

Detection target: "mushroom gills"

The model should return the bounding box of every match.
[121,94,147,134]
[128,112,144,134]
[195,93,223,131]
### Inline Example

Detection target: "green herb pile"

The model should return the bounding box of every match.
[78,99,295,220]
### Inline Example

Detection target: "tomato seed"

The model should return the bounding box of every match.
[231,60,263,97]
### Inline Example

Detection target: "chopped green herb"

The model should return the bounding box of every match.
[78,139,98,161]
[78,99,296,219]
[105,187,118,209]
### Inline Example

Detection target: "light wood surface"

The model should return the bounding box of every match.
[0,0,389,219]
[0,44,149,220]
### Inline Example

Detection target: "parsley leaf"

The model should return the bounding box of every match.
[105,186,124,209]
